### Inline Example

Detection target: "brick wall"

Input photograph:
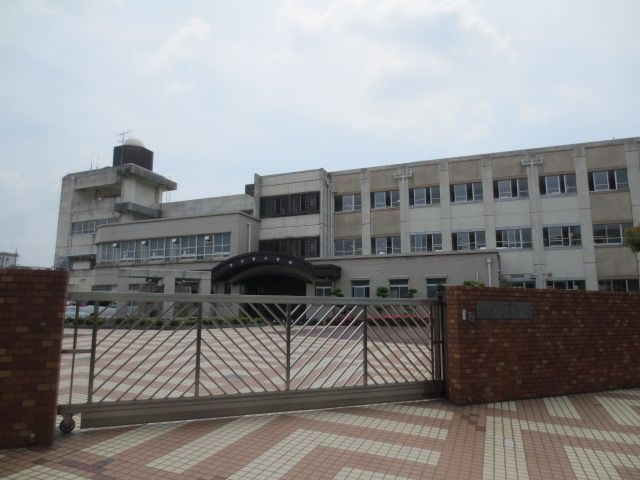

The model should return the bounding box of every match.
[445,286,640,405]
[0,268,68,448]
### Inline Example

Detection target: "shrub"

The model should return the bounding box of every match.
[376,287,389,298]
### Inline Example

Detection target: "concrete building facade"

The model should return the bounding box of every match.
[54,137,640,297]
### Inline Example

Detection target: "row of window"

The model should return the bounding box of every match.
[97,233,231,264]
[333,168,629,212]
[71,218,118,235]
[501,276,639,293]
[259,237,319,258]
[318,276,639,298]
[333,222,632,255]
[260,192,320,218]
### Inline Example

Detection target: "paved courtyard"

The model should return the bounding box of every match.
[2,388,639,479]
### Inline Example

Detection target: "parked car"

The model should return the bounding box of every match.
[65,302,117,319]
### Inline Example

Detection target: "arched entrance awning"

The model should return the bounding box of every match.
[211,252,341,285]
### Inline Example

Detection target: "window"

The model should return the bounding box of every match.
[97,232,231,265]
[598,279,639,293]
[335,193,361,212]
[371,190,400,209]
[426,278,446,298]
[410,233,443,252]
[539,173,577,195]
[450,182,483,203]
[372,236,401,255]
[315,282,333,296]
[588,169,628,192]
[212,232,231,255]
[493,178,528,199]
[496,228,532,249]
[409,186,440,206]
[351,280,370,298]
[180,235,197,257]
[71,218,118,235]
[334,238,362,256]
[260,192,320,218]
[389,279,409,298]
[149,238,167,261]
[543,226,581,247]
[119,240,137,262]
[546,279,585,290]
[501,275,536,289]
[259,237,319,257]
[593,223,632,245]
[452,231,486,251]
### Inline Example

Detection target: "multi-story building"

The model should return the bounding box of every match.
[0,251,18,268]
[54,137,640,297]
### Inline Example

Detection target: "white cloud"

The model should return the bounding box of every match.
[233,0,514,139]
[140,17,211,74]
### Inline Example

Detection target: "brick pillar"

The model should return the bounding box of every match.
[0,268,68,448]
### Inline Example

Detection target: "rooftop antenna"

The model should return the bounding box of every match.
[115,129,133,145]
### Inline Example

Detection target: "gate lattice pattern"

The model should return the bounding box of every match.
[60,293,443,429]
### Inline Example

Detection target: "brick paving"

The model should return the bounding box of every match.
[1,388,639,479]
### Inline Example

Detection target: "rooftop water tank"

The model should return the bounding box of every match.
[113,138,154,170]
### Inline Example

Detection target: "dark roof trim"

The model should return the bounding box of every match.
[211,252,341,282]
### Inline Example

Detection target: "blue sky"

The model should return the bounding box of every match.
[1,0,639,266]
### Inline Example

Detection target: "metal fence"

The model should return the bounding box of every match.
[59,292,444,431]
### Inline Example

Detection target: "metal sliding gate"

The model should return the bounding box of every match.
[58,293,444,432]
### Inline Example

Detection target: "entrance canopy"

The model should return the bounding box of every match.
[211,252,341,285]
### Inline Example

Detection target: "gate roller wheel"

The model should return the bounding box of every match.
[59,417,76,434]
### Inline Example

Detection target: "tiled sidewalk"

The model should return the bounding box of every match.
[1,389,639,479]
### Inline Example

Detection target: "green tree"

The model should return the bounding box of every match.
[624,225,640,253]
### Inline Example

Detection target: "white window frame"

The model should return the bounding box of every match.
[389,279,409,298]
[334,238,362,256]
[410,233,443,252]
[351,280,370,298]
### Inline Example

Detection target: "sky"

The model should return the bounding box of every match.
[1,0,639,267]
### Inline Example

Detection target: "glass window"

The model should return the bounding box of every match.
[335,193,361,212]
[598,279,639,292]
[498,180,512,198]
[410,233,443,252]
[351,280,370,298]
[546,279,586,290]
[472,182,483,200]
[371,190,399,209]
[615,169,628,189]
[390,190,400,207]
[502,275,536,288]
[389,279,409,298]
[543,226,582,247]
[412,188,426,205]
[593,223,632,245]
[260,192,320,218]
[564,174,577,193]
[592,171,609,191]
[334,238,362,256]
[452,231,486,251]
[372,236,401,254]
[315,282,332,296]
[588,169,628,192]
[540,174,576,195]
[426,278,446,298]
[451,182,482,202]
[373,191,386,209]
[517,178,529,197]
[545,176,560,194]
[496,228,532,249]
[453,184,467,202]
